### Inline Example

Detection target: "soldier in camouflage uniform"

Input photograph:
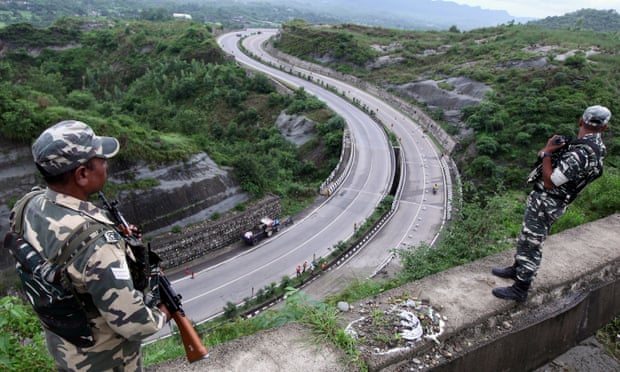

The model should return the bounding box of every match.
[10,120,169,371]
[492,105,611,302]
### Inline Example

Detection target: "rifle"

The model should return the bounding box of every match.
[98,192,209,363]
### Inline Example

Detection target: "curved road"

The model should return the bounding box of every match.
[149,28,448,341]
[148,29,395,340]
[228,29,449,296]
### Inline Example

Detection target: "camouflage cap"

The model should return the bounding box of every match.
[32,120,120,176]
[582,105,611,127]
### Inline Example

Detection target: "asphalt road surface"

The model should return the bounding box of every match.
[148,28,449,342]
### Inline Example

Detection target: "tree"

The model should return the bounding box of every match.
[476,135,500,156]
[139,8,173,22]
[233,154,267,196]
[223,301,238,319]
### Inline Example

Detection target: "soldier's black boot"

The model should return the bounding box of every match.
[491,264,517,280]
[492,280,530,302]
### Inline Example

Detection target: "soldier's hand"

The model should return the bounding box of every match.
[158,303,172,322]
[129,224,143,239]
[543,135,567,153]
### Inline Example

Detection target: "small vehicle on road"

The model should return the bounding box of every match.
[242,217,280,245]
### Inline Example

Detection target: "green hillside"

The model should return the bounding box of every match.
[272,18,620,362]
[1,8,620,369]
[274,19,620,220]
[0,18,343,210]
[529,8,620,32]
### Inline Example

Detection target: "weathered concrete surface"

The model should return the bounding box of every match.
[146,214,620,371]
[145,323,351,371]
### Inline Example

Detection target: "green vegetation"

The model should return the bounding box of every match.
[2,5,620,370]
[598,315,620,361]
[275,17,620,363]
[143,288,361,369]
[0,19,343,208]
[0,296,54,372]
[0,0,342,29]
[275,17,620,215]
[532,9,620,32]
[0,16,347,370]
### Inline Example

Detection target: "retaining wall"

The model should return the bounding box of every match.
[149,195,281,268]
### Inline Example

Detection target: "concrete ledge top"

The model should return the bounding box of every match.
[391,213,620,332]
[146,214,620,372]
[345,213,620,371]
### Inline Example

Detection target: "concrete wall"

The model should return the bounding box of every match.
[337,214,620,372]
[149,195,281,268]
[431,280,620,371]
[118,175,240,233]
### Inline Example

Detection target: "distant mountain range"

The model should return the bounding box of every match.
[264,0,534,30]
[3,0,616,32]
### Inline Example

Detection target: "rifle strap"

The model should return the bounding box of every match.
[54,222,108,267]
[10,188,45,235]
[570,138,601,158]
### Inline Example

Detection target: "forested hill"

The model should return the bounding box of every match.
[0,0,525,30]
[0,18,344,210]
[529,9,620,31]
[274,19,620,231]
[1,0,339,29]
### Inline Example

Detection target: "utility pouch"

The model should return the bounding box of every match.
[5,189,106,348]
[4,231,96,347]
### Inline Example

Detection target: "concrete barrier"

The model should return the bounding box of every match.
[149,195,281,268]
[339,214,620,371]
[145,214,620,372]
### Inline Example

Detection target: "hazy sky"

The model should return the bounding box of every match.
[450,0,620,18]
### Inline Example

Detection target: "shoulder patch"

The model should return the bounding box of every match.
[104,230,121,243]
[111,261,131,280]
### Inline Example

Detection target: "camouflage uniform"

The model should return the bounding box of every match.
[515,132,606,284]
[11,121,166,371]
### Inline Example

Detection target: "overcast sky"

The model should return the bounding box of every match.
[450,0,620,18]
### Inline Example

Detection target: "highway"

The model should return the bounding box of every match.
[148,28,396,340]
[228,29,449,283]
[149,28,448,340]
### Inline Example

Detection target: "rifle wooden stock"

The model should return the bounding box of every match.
[158,272,209,363]
[171,311,209,363]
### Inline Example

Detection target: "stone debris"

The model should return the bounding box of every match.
[344,297,444,355]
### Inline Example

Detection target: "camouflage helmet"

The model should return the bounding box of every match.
[32,120,120,176]
[582,105,611,128]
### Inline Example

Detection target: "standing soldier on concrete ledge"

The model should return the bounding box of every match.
[6,120,169,371]
[492,105,611,302]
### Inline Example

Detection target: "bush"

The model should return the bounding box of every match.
[66,90,96,110]
[0,296,54,371]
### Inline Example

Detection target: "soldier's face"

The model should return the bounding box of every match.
[85,157,108,193]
